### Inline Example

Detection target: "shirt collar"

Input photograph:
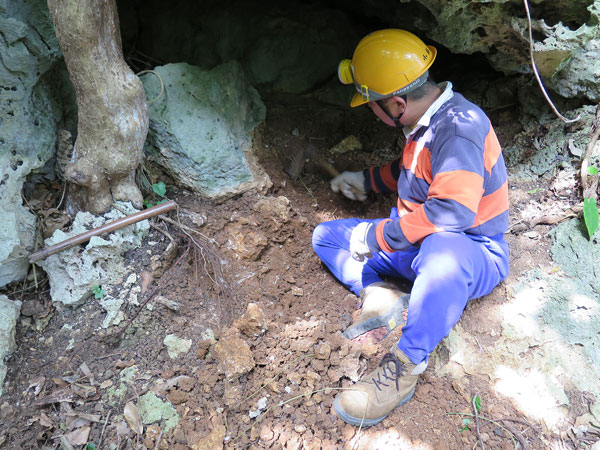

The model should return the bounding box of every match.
[403,81,454,138]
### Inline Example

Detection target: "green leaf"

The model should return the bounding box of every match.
[474,395,482,413]
[152,182,167,197]
[87,444,96,450]
[462,418,471,425]
[589,166,598,175]
[527,187,543,195]
[91,285,105,300]
[583,197,599,239]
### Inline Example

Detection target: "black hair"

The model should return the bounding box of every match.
[406,75,438,101]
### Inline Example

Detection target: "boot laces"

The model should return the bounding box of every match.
[371,352,407,392]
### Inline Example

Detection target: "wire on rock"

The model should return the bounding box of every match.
[523,0,580,124]
[136,69,165,104]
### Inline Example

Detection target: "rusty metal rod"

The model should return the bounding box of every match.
[28,200,177,263]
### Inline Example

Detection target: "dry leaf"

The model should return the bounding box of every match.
[31,413,53,428]
[65,412,101,423]
[99,380,113,389]
[71,383,96,399]
[52,377,69,387]
[124,401,143,435]
[79,362,93,385]
[27,376,45,396]
[114,420,130,437]
[64,425,90,446]
[158,375,195,393]
[115,359,135,369]
[59,436,75,450]
[66,415,90,431]
[33,388,74,406]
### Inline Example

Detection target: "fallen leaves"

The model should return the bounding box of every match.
[124,401,143,435]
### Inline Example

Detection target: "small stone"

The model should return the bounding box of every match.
[167,389,189,405]
[196,340,213,359]
[292,287,304,296]
[235,303,268,336]
[213,330,255,380]
[294,424,307,434]
[163,334,192,359]
[125,273,137,286]
[314,342,331,360]
[257,397,268,410]
[329,135,362,155]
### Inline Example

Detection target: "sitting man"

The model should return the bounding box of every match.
[312,29,510,427]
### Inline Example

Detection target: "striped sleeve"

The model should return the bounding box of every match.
[363,158,402,194]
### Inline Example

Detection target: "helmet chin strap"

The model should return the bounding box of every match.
[377,95,407,128]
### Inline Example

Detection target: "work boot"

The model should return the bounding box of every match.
[333,346,425,427]
[343,282,409,340]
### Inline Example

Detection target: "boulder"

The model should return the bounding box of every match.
[141,61,271,199]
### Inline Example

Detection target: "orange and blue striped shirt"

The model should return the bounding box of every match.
[364,92,509,253]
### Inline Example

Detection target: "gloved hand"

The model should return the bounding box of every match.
[350,222,373,261]
[330,171,367,201]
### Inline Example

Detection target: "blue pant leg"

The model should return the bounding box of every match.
[312,219,418,295]
[398,232,509,364]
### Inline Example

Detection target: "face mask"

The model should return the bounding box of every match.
[368,100,400,128]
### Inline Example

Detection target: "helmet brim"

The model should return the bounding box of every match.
[350,92,368,108]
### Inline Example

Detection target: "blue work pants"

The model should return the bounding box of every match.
[312,214,509,365]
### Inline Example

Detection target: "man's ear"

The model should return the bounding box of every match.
[388,95,407,109]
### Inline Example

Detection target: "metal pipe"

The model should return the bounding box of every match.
[28,200,177,263]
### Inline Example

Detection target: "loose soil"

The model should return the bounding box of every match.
[0,99,580,449]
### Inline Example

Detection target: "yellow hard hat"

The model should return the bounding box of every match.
[338,29,437,107]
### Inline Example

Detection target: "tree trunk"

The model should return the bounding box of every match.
[48,0,148,214]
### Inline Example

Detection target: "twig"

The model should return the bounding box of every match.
[158,214,211,241]
[496,416,539,430]
[500,419,529,450]
[153,429,164,450]
[56,181,67,210]
[98,410,111,450]
[522,0,580,124]
[297,174,318,207]
[447,412,518,448]
[472,394,485,450]
[94,352,123,360]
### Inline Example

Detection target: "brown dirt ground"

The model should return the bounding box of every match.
[0,101,577,450]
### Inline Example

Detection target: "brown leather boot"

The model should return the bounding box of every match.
[333,346,425,427]
[343,282,409,340]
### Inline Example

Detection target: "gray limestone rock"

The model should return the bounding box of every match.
[0,295,21,397]
[141,61,270,199]
[0,0,73,288]
[37,202,149,306]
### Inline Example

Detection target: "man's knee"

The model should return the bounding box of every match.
[312,222,328,250]
[414,233,475,278]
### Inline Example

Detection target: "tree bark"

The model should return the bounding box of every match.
[48,0,148,213]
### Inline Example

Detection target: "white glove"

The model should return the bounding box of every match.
[330,171,367,201]
[350,222,373,261]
